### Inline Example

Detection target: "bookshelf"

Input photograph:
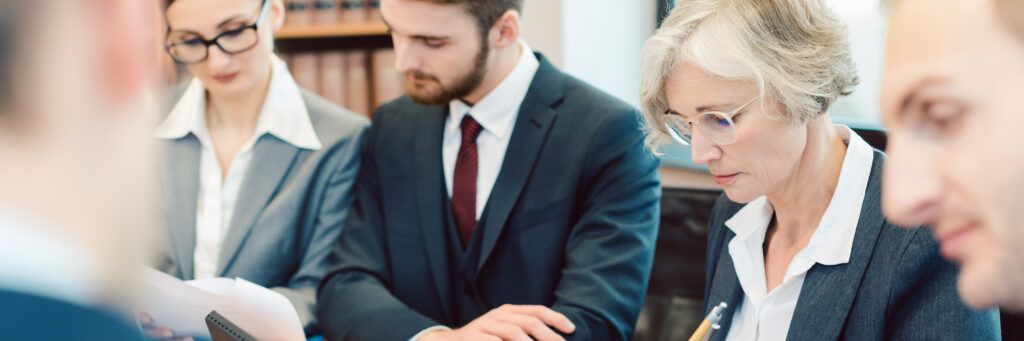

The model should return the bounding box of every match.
[275,22,389,40]
[275,2,400,118]
[275,21,399,118]
[274,21,393,52]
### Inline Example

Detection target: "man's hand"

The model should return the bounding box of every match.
[420,305,575,341]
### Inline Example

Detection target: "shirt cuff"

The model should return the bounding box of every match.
[410,325,452,341]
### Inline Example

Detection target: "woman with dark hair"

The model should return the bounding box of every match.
[149,0,367,337]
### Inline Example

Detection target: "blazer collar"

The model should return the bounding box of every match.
[786,150,889,340]
[475,53,565,272]
[706,228,745,341]
[710,151,889,340]
[411,53,567,306]
[163,136,201,280]
[413,104,455,321]
[447,41,539,140]
[162,134,302,279]
[217,135,301,275]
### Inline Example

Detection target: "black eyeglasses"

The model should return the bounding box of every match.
[165,0,270,64]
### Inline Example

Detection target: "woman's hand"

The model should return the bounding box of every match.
[138,312,194,341]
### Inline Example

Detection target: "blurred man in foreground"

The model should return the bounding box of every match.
[0,0,163,338]
[882,0,1024,313]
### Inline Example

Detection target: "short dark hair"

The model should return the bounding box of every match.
[423,0,523,39]
[0,1,17,110]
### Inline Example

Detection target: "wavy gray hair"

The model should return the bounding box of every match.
[640,0,859,149]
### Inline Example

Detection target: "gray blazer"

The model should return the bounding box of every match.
[158,89,368,334]
[703,150,1001,340]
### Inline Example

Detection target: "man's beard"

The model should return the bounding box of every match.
[404,41,490,106]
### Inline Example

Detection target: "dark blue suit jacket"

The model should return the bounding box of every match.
[0,289,143,340]
[317,54,661,340]
[703,151,1001,340]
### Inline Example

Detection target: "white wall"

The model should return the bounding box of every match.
[522,0,657,108]
[520,0,564,67]
[523,0,885,122]
[825,0,885,124]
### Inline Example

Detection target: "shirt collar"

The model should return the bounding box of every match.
[806,125,874,266]
[152,77,207,141]
[724,196,774,239]
[725,125,874,267]
[448,40,540,139]
[153,55,322,151]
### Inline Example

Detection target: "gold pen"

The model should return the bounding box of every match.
[688,302,727,341]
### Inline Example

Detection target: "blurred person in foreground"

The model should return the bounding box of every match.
[640,0,998,339]
[0,0,163,339]
[882,0,1024,313]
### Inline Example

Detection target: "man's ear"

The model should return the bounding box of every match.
[490,10,521,49]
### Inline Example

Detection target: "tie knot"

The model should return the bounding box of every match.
[460,115,483,142]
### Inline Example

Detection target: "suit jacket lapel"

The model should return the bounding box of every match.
[707,230,744,341]
[786,152,888,340]
[413,106,454,320]
[217,135,301,276]
[164,136,201,280]
[476,55,563,272]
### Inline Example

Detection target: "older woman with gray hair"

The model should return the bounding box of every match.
[641,0,999,339]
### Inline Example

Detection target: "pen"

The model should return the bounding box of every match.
[688,302,727,341]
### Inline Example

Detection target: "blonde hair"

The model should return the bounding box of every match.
[640,0,859,149]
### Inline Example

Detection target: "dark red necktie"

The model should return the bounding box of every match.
[453,115,483,247]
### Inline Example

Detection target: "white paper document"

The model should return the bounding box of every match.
[137,268,305,340]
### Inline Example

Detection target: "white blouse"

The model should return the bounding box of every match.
[724,126,874,341]
[153,55,322,279]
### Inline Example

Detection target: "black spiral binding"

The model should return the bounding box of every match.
[206,310,257,341]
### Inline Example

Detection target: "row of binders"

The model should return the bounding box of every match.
[284,0,382,26]
[282,49,403,118]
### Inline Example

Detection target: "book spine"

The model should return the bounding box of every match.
[319,51,348,108]
[367,0,381,22]
[313,0,338,26]
[372,49,402,108]
[284,0,314,27]
[339,0,367,23]
[290,52,321,94]
[345,50,371,117]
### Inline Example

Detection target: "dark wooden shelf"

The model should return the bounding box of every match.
[275,21,389,39]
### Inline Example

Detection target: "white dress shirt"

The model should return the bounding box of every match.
[411,41,539,341]
[443,40,540,219]
[153,55,322,280]
[724,126,874,341]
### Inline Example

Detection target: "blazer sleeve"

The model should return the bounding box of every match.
[886,227,1001,339]
[271,122,369,334]
[316,111,442,340]
[549,110,662,341]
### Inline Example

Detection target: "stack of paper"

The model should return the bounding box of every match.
[137,268,304,340]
